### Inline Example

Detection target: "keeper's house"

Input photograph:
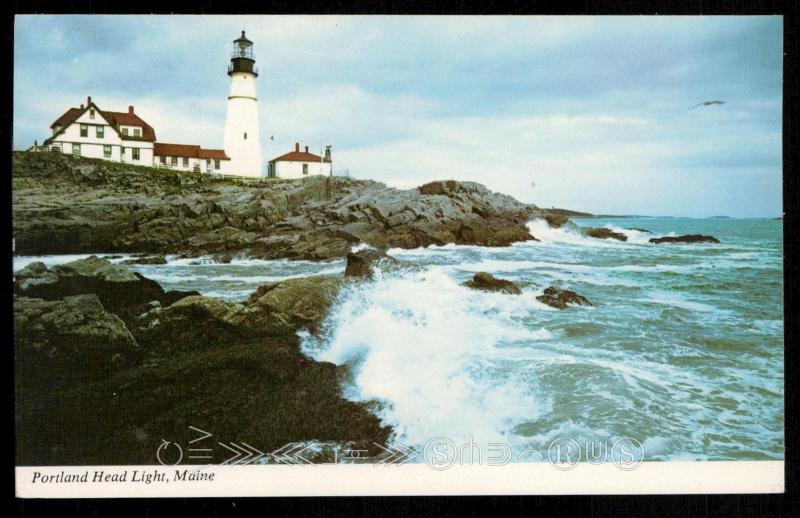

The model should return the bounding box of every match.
[42,97,229,173]
[44,97,157,164]
[267,143,332,179]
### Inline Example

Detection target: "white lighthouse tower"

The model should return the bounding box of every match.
[223,31,262,177]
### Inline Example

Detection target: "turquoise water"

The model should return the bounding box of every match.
[14,217,784,461]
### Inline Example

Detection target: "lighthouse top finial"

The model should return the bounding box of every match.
[234,30,252,44]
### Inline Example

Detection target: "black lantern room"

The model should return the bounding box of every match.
[228,30,258,76]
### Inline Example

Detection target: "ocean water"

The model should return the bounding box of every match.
[14,217,784,461]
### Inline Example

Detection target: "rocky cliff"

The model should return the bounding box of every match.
[13,152,547,260]
[15,256,389,465]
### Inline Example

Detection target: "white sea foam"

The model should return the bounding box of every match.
[302,267,552,447]
[350,242,375,253]
[526,219,621,247]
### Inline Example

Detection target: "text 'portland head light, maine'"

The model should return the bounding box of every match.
[223,31,263,178]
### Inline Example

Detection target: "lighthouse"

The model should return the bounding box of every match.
[223,31,262,177]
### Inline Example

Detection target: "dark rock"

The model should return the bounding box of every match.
[649,234,720,244]
[121,255,168,265]
[15,261,58,292]
[133,275,345,351]
[544,214,570,228]
[345,249,398,278]
[536,286,592,309]
[242,274,344,335]
[13,152,546,260]
[14,257,195,312]
[14,261,390,466]
[162,289,202,306]
[626,227,652,233]
[14,294,141,381]
[463,272,522,295]
[584,227,628,241]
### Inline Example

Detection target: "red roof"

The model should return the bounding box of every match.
[198,149,229,160]
[269,150,331,164]
[46,101,156,143]
[154,142,229,160]
[50,108,83,129]
[100,110,156,142]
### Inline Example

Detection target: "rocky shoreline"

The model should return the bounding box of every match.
[13,151,723,466]
[13,152,551,260]
[14,256,391,465]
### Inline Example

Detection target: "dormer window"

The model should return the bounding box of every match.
[133,128,141,137]
[122,128,129,136]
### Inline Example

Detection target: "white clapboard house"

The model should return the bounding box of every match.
[43,97,158,165]
[267,143,332,179]
[42,97,230,174]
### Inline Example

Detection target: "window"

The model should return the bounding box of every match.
[96,126,104,138]
[171,156,178,166]
[302,163,309,175]
[122,128,129,136]
[132,148,140,160]
[121,147,125,156]
[103,145,112,157]
[182,157,189,167]
[243,132,247,140]
[72,143,81,157]
[160,155,166,164]
[89,109,95,119]
[214,159,221,170]
[133,128,141,137]
[80,124,88,137]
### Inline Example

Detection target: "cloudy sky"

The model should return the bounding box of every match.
[14,15,783,216]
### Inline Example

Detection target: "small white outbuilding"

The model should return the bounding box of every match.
[266,143,332,179]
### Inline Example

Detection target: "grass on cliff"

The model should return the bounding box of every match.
[13,150,303,188]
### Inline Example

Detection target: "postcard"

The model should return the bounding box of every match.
[13,14,784,497]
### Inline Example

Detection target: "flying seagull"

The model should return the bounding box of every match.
[691,100,726,109]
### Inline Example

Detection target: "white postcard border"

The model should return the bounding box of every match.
[16,461,784,498]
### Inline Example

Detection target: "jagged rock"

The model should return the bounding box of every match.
[626,227,652,233]
[14,256,195,312]
[121,255,168,265]
[544,214,570,228]
[132,274,345,351]
[14,261,58,291]
[584,227,628,241]
[13,152,546,259]
[344,249,396,278]
[536,286,593,309]
[14,294,141,380]
[649,234,720,244]
[463,272,522,295]
[242,274,344,335]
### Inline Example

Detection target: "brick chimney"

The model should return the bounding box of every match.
[295,142,299,152]
[305,146,309,153]
[87,96,92,105]
[80,104,84,110]
[128,106,134,114]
